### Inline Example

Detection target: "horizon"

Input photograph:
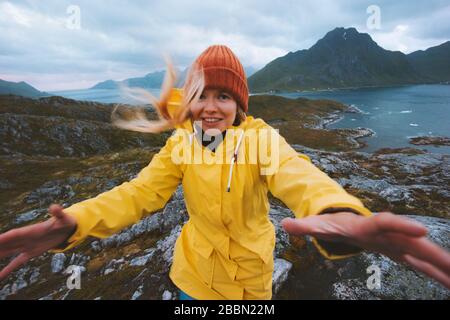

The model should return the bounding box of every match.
[12,30,450,94]
[1,0,449,91]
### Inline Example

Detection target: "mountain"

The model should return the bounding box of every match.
[407,41,450,82]
[248,27,449,92]
[0,79,47,98]
[92,65,257,90]
[91,70,166,89]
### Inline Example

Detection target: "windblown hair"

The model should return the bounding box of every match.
[111,56,246,133]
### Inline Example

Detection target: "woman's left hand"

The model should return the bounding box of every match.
[281,211,450,289]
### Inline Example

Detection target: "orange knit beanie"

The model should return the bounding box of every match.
[188,45,249,112]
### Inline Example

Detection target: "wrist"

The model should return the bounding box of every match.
[319,207,365,242]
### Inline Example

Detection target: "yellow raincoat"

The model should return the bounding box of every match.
[53,88,372,299]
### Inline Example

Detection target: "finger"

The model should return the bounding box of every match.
[0,228,26,253]
[281,217,318,236]
[0,247,22,261]
[374,212,428,237]
[0,218,52,250]
[0,221,52,259]
[406,238,450,276]
[402,254,450,289]
[49,204,64,219]
[383,233,450,276]
[0,253,31,282]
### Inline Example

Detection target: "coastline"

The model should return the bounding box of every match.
[250,82,450,96]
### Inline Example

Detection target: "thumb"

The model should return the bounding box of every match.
[49,204,65,219]
[281,217,317,236]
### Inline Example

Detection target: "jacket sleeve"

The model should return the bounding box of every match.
[50,133,183,253]
[261,124,372,260]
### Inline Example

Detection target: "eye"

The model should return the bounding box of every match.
[199,93,206,100]
[219,93,230,100]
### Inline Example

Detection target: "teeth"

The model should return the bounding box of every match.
[204,118,221,123]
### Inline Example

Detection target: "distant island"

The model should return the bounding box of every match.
[91,66,257,90]
[410,136,450,147]
[248,27,450,92]
[0,79,48,98]
[91,70,168,90]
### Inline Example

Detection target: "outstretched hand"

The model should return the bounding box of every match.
[0,204,77,282]
[281,211,450,289]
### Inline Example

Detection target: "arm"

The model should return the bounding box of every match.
[261,125,372,259]
[51,132,184,252]
[259,126,450,288]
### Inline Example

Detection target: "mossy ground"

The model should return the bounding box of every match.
[249,95,363,151]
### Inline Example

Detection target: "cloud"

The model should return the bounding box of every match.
[367,24,444,53]
[360,4,450,53]
[0,0,449,90]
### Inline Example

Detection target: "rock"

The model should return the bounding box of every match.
[103,268,115,276]
[131,285,144,300]
[155,225,182,265]
[13,209,43,225]
[96,192,188,250]
[331,250,449,299]
[130,251,155,267]
[269,206,292,257]
[0,285,11,300]
[316,155,360,175]
[25,183,75,205]
[102,258,125,274]
[332,279,380,300]
[0,266,38,298]
[29,268,40,285]
[10,278,28,294]
[338,175,413,203]
[68,253,90,267]
[162,290,172,300]
[0,97,165,157]
[51,253,67,273]
[90,241,102,252]
[346,104,364,114]
[377,153,442,175]
[38,292,55,300]
[272,259,292,294]
[410,136,450,147]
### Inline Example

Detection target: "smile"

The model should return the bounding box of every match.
[202,117,223,123]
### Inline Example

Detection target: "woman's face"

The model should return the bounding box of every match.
[190,88,237,133]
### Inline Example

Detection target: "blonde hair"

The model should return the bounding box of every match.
[111,56,246,133]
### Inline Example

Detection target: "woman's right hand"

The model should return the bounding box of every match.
[0,204,77,281]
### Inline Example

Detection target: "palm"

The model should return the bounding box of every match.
[282,211,450,289]
[0,204,77,281]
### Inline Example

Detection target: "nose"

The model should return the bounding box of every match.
[202,97,219,113]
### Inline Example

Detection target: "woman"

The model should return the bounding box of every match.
[0,45,449,299]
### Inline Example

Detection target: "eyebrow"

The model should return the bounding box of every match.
[202,90,231,96]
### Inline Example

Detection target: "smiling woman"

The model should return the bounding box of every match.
[0,45,449,300]
[191,89,238,133]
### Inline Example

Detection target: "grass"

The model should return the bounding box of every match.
[247,95,363,151]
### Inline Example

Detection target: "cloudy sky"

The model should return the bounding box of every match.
[1,0,449,91]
